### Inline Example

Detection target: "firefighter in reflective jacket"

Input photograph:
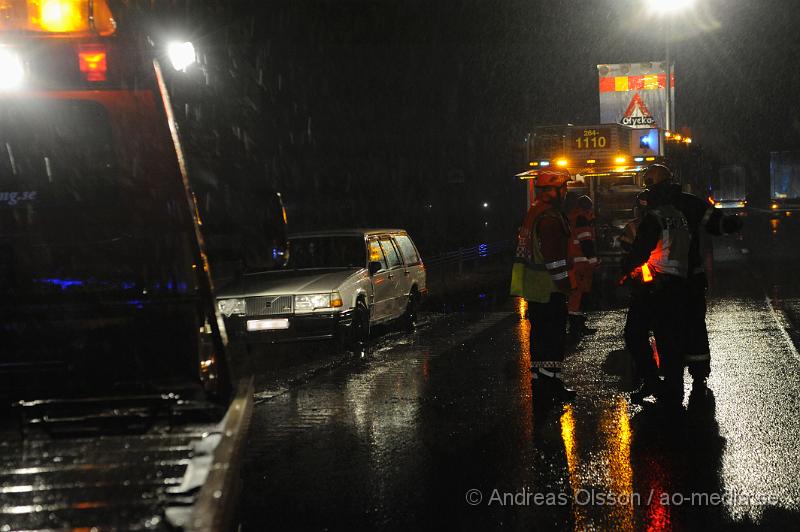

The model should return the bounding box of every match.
[665,169,744,393]
[567,195,599,336]
[510,169,575,400]
[621,165,691,403]
[620,190,654,389]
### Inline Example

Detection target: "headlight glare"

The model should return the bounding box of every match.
[294,293,332,311]
[0,48,24,90]
[218,298,246,317]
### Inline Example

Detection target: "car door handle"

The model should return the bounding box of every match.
[387,273,394,279]
[404,270,410,276]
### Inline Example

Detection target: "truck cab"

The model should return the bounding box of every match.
[1,2,250,529]
[518,124,666,256]
[711,164,748,214]
[517,124,698,256]
[770,151,800,217]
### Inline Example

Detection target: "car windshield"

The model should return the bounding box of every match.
[287,236,366,269]
[198,182,286,274]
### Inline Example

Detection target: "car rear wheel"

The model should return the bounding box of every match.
[402,288,419,331]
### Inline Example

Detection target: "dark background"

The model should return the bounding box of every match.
[142,0,800,254]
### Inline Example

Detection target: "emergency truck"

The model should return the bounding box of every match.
[769,151,800,216]
[1,1,251,530]
[516,124,694,256]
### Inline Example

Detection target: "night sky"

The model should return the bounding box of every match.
[153,0,800,252]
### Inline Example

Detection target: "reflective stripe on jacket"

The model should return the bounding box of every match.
[647,204,690,278]
[510,202,570,302]
[567,208,597,266]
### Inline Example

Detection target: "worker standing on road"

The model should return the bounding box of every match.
[510,169,575,400]
[620,191,657,393]
[622,165,691,404]
[567,195,599,336]
[663,167,744,393]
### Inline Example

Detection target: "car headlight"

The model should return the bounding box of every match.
[294,292,344,312]
[218,298,246,317]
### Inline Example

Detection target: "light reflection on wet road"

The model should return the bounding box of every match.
[241,214,800,531]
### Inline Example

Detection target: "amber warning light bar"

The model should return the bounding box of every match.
[0,0,116,35]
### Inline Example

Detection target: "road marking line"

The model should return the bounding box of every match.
[764,294,800,362]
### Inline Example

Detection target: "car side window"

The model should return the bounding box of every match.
[393,234,420,265]
[379,238,403,269]
[368,239,387,270]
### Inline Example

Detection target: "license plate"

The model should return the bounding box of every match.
[246,318,290,331]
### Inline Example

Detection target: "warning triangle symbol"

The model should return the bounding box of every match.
[621,92,657,127]
[624,92,652,119]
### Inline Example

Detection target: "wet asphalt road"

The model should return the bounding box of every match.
[239,212,800,531]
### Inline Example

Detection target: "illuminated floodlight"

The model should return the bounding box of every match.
[646,0,695,14]
[167,41,196,72]
[0,48,24,89]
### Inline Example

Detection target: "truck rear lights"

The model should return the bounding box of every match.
[0,48,24,89]
[78,44,107,81]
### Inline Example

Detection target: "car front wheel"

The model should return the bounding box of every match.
[351,300,371,347]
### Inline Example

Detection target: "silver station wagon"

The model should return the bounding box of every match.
[216,229,427,343]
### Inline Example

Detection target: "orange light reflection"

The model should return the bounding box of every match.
[560,405,589,531]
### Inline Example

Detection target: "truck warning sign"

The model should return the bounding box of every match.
[620,93,656,127]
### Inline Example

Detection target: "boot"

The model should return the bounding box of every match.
[568,314,596,336]
[533,371,577,401]
[690,376,708,395]
[660,372,685,407]
[551,378,577,401]
[577,315,597,335]
[630,376,662,403]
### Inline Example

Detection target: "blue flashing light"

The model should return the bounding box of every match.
[36,278,84,290]
[639,129,660,153]
[539,161,550,167]
[634,156,644,162]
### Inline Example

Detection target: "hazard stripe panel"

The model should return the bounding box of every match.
[598,73,675,93]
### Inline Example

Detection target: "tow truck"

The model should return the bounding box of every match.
[516,123,693,256]
[1,1,251,530]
